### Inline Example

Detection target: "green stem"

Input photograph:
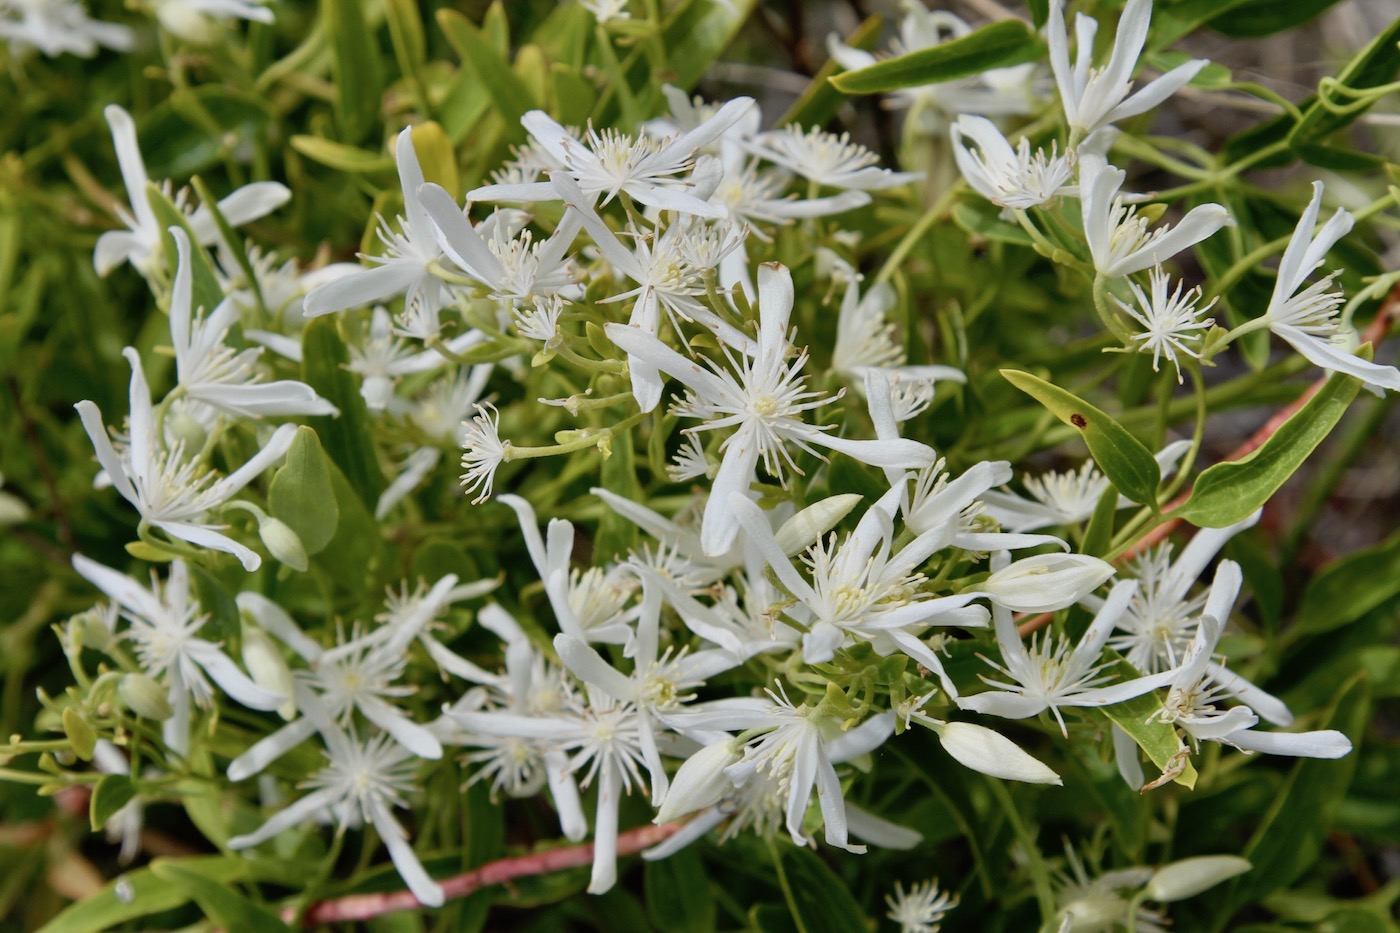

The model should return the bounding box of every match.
[987,778,1055,923]
[873,183,964,287]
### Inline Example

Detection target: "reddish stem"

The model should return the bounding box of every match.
[289,821,683,925]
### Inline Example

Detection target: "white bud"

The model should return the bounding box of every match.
[118,674,174,721]
[1146,855,1251,902]
[932,721,1062,785]
[655,741,740,823]
[241,625,296,720]
[0,489,29,525]
[259,517,308,572]
[982,553,1115,613]
[774,494,863,556]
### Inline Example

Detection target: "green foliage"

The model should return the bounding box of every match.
[830,20,1043,94]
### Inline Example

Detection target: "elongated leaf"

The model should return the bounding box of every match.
[594,426,639,561]
[1099,661,1199,790]
[147,183,223,314]
[268,426,340,555]
[659,0,760,91]
[437,9,535,141]
[301,316,384,508]
[150,860,294,933]
[831,20,1042,94]
[324,0,384,143]
[36,857,251,933]
[1172,369,1362,528]
[1001,369,1161,505]
[644,847,715,933]
[1210,0,1346,38]
[776,846,866,933]
[289,135,395,174]
[89,774,137,832]
[1290,529,1400,640]
[62,707,95,761]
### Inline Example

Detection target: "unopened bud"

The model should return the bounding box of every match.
[241,625,295,720]
[1146,855,1251,902]
[259,517,308,572]
[982,553,1115,613]
[774,494,863,556]
[655,741,739,823]
[166,409,208,452]
[118,674,174,721]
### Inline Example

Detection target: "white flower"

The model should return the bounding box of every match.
[580,0,629,24]
[347,307,483,410]
[150,0,272,42]
[166,228,337,418]
[459,401,509,504]
[1047,0,1208,138]
[73,557,285,755]
[605,263,935,556]
[304,128,461,333]
[499,494,638,644]
[0,0,133,57]
[1144,560,1349,761]
[752,126,921,191]
[951,116,1076,210]
[229,725,444,908]
[981,440,1191,532]
[75,350,296,571]
[95,105,290,277]
[886,878,958,933]
[1079,150,1230,278]
[1114,265,1216,382]
[1263,182,1400,395]
[959,574,1175,733]
[469,99,756,217]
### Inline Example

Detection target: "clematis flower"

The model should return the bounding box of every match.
[304,128,462,336]
[1079,149,1230,278]
[150,0,273,43]
[75,350,296,571]
[347,307,484,411]
[752,126,921,191]
[73,556,285,756]
[1261,182,1400,395]
[95,105,290,278]
[1113,265,1217,382]
[166,228,337,419]
[605,262,936,556]
[959,571,1176,734]
[1047,0,1208,138]
[229,723,444,908]
[0,0,133,57]
[468,99,756,217]
[950,115,1076,210]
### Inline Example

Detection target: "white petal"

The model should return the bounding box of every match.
[934,721,1062,784]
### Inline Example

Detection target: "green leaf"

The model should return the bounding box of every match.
[437,8,535,142]
[952,200,1035,246]
[776,846,866,933]
[190,564,241,642]
[1001,369,1161,506]
[1172,369,1362,527]
[146,183,223,314]
[1210,0,1346,38]
[315,457,382,594]
[324,0,385,143]
[268,426,340,555]
[594,429,638,562]
[1099,659,1199,790]
[89,774,137,832]
[644,846,714,933]
[62,707,95,761]
[36,857,251,933]
[136,88,272,179]
[301,316,385,508]
[150,860,295,933]
[1229,673,1371,909]
[384,0,427,100]
[830,20,1042,94]
[410,121,459,198]
[1290,529,1400,640]
[289,135,395,174]
[1081,484,1121,558]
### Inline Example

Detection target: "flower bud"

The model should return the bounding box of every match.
[982,553,1115,613]
[241,625,296,720]
[1145,855,1250,903]
[118,674,174,721]
[932,721,1062,785]
[774,494,863,556]
[259,517,308,572]
[655,741,739,823]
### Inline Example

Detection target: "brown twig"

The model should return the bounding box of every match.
[289,821,683,925]
[1016,284,1400,640]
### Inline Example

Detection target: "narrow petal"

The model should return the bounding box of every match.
[158,521,262,572]
[417,183,504,283]
[358,695,444,759]
[187,642,285,710]
[228,788,337,849]
[699,427,761,557]
[227,717,319,781]
[370,804,444,907]
[303,262,421,317]
[75,401,136,504]
[554,635,635,701]
[1226,728,1352,758]
[1275,325,1400,394]
[209,182,292,230]
[587,763,621,894]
